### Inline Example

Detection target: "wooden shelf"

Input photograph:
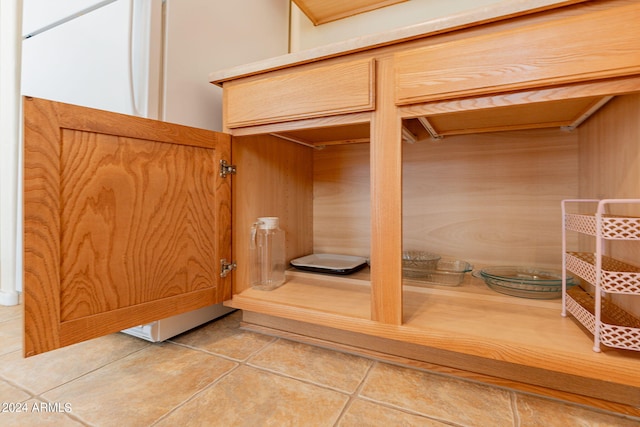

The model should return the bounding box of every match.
[231,269,371,319]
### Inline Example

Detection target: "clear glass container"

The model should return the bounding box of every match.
[250,217,286,290]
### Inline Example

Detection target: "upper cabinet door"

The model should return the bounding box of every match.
[23,97,232,357]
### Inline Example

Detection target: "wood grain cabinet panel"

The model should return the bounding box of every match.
[225,58,375,128]
[394,2,640,105]
[23,97,231,356]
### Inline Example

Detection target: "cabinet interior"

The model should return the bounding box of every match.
[232,90,640,319]
[226,73,640,411]
[217,1,640,409]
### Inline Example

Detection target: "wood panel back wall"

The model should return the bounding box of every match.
[402,129,578,268]
[312,130,578,269]
[313,143,371,257]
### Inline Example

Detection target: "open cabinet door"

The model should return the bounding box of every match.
[23,97,232,356]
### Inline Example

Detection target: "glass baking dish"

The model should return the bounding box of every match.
[405,258,472,286]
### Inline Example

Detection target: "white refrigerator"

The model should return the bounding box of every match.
[21,0,290,340]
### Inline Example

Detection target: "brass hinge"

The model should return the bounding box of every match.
[220,259,237,278]
[220,159,236,178]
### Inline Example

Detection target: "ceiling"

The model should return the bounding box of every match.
[292,0,408,25]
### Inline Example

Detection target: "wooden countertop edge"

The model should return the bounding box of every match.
[208,0,586,85]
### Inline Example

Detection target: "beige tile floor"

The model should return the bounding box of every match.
[1,301,639,426]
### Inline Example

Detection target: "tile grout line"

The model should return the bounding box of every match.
[504,383,640,423]
[36,395,94,427]
[166,332,279,364]
[149,362,244,427]
[242,338,375,396]
[155,338,472,427]
[0,338,155,398]
[347,361,469,427]
[112,313,640,423]
[37,344,153,397]
[0,308,521,425]
[331,359,377,427]
[173,333,500,426]
[238,337,379,426]
[368,356,640,422]
[243,361,360,395]
[6,306,638,426]
[510,392,522,427]
[0,371,37,401]
[0,374,92,427]
[166,335,378,424]
[230,345,470,427]
[48,344,152,426]
[240,339,476,425]
[150,333,283,426]
[353,393,468,427]
[0,340,152,427]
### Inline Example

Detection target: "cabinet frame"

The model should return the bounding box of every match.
[217,0,640,410]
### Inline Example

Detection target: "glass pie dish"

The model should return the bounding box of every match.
[478,266,576,299]
[402,251,441,279]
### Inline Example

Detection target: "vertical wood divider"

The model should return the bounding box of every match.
[370,56,403,324]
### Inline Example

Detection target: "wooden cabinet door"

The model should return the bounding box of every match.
[23,97,232,356]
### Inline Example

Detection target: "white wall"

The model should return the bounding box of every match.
[0,0,22,306]
[162,0,290,131]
